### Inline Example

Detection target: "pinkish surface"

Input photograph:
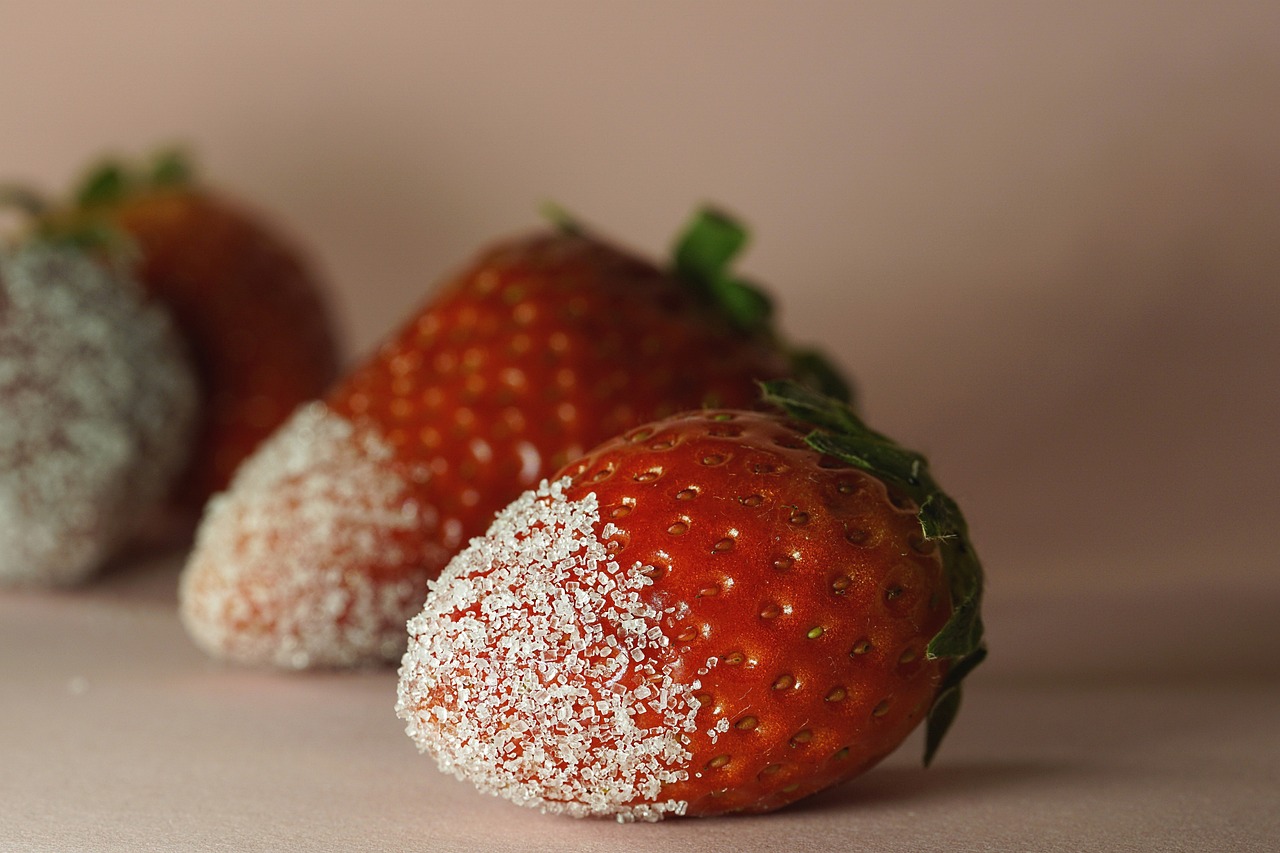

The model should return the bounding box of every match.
[3,2,1279,849]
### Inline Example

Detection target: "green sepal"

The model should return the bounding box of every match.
[924,646,987,766]
[713,276,774,332]
[150,148,193,186]
[537,205,854,404]
[73,147,195,211]
[761,377,987,765]
[672,207,748,289]
[539,200,584,236]
[75,161,130,208]
[788,347,855,406]
[671,207,773,335]
[760,376,863,434]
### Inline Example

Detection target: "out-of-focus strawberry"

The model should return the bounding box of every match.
[180,209,847,668]
[38,151,341,509]
[396,380,985,820]
[0,241,199,585]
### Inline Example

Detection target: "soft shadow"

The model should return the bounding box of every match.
[788,760,1069,814]
[91,540,190,606]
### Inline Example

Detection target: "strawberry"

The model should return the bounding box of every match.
[0,240,199,585]
[179,209,847,668]
[395,380,985,820]
[34,151,341,509]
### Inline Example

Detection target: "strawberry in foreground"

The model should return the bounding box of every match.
[180,209,845,668]
[0,242,198,585]
[396,380,985,820]
[34,151,341,509]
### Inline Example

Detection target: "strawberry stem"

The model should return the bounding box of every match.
[760,378,987,765]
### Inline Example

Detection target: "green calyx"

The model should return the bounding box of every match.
[671,209,852,403]
[2,147,194,255]
[540,204,853,404]
[760,378,987,766]
[73,147,194,210]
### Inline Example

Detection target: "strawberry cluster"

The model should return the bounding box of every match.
[2,150,986,819]
[0,152,339,585]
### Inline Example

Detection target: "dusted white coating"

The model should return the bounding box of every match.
[0,245,198,586]
[396,478,700,822]
[180,402,437,668]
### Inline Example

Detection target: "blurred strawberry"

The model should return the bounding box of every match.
[180,208,847,668]
[0,240,198,585]
[37,150,341,509]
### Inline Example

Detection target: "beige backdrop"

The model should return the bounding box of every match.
[2,2,1278,850]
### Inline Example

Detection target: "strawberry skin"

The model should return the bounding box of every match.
[396,386,985,819]
[181,215,824,668]
[28,151,342,510]
[109,185,340,507]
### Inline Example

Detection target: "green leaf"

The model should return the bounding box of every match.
[927,592,984,660]
[808,431,928,493]
[924,684,961,767]
[924,645,988,765]
[672,206,748,288]
[760,378,862,434]
[711,276,773,330]
[788,347,854,405]
[919,493,962,541]
[150,148,193,186]
[759,377,987,765]
[75,162,129,208]
[539,200,584,236]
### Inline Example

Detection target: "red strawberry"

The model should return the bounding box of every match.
[0,241,199,585]
[180,210,846,668]
[38,151,341,509]
[395,380,985,820]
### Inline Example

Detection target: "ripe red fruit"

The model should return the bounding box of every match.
[0,242,199,585]
[40,152,341,508]
[180,210,845,668]
[396,380,985,820]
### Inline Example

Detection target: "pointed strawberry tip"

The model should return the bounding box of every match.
[179,403,428,668]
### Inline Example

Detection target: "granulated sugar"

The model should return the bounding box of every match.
[396,478,699,822]
[180,402,437,668]
[0,244,198,585]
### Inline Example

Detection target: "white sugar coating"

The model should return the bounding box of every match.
[396,478,699,822]
[179,402,439,668]
[0,244,198,586]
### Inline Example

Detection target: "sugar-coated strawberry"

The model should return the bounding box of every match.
[0,242,199,585]
[396,380,985,820]
[38,151,341,508]
[180,209,846,668]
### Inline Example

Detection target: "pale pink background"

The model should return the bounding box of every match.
[2,2,1278,851]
